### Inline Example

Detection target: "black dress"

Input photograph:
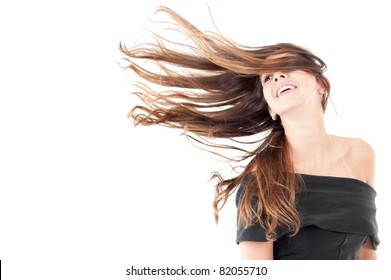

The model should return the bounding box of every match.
[236,173,380,260]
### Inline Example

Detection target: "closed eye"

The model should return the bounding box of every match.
[263,75,272,83]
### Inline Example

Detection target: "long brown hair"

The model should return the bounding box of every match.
[120,6,330,240]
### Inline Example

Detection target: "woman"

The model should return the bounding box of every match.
[120,7,379,259]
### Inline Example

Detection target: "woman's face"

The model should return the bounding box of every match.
[260,69,324,118]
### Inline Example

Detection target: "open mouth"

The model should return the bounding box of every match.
[277,85,297,97]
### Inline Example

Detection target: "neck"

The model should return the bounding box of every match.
[281,112,332,164]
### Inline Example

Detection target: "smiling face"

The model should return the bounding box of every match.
[260,69,325,119]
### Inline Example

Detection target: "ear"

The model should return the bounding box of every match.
[318,88,326,95]
[268,106,278,121]
[317,81,326,96]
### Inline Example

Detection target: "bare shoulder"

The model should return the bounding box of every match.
[347,137,375,165]
[343,137,374,156]
[330,135,376,186]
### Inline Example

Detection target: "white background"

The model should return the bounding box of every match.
[1,0,390,279]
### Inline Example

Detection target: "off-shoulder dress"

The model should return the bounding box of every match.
[236,173,379,260]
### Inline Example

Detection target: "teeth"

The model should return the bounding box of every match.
[277,85,296,97]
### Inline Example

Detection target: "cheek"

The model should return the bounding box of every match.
[303,76,319,90]
[262,87,274,105]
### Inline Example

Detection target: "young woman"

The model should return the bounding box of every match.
[120,7,379,260]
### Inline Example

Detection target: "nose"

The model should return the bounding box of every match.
[273,72,286,82]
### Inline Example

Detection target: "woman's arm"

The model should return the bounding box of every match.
[239,241,274,260]
[357,141,377,260]
[357,237,377,260]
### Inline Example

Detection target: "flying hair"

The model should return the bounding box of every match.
[119,6,330,240]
